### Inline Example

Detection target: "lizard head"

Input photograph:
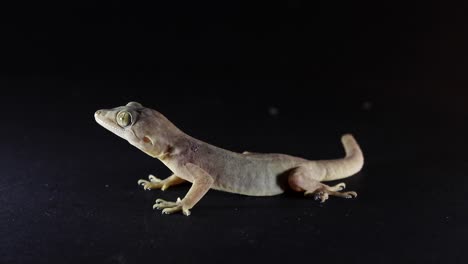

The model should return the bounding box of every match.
[94,101,180,159]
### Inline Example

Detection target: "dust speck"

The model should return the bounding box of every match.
[362,101,373,111]
[268,106,279,116]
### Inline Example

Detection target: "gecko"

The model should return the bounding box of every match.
[95,102,364,216]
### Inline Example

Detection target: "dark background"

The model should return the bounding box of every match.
[1,1,468,263]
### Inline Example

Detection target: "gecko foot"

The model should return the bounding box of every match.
[153,198,191,216]
[137,174,163,190]
[304,186,357,203]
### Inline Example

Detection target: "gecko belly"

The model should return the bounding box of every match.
[210,165,290,196]
[197,151,303,196]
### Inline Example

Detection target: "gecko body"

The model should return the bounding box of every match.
[95,102,364,216]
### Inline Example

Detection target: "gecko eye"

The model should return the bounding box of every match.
[116,111,132,127]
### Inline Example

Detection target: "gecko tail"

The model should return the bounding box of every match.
[321,134,364,181]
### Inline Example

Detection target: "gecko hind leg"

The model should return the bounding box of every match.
[288,167,357,203]
[304,185,357,203]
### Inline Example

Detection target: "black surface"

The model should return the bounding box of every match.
[2,2,468,263]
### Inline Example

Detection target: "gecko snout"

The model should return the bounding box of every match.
[95,110,107,120]
[94,110,107,123]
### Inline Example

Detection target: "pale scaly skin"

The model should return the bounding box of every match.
[95,102,364,216]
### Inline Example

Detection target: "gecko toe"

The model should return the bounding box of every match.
[153,198,180,209]
[320,192,329,203]
[183,209,191,216]
[337,183,346,191]
[313,191,325,201]
[161,205,183,215]
[148,175,162,182]
[137,179,148,186]
[327,182,346,192]
[155,198,166,204]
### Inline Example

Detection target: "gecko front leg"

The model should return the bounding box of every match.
[137,174,186,191]
[153,163,214,216]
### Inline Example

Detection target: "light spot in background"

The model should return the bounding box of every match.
[362,101,373,111]
[268,106,279,116]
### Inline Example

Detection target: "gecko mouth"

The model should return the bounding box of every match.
[95,110,126,139]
